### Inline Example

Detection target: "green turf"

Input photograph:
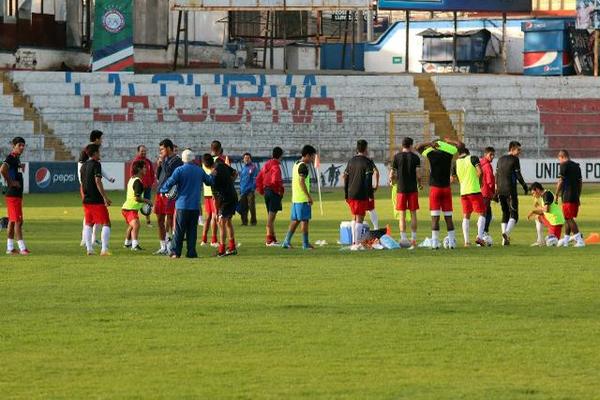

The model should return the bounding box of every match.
[1,187,599,399]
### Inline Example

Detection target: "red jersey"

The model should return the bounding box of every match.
[480,156,495,199]
[256,159,284,196]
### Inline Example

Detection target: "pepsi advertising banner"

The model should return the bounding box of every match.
[378,0,531,11]
[29,162,79,193]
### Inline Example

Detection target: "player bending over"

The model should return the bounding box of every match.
[527,182,565,246]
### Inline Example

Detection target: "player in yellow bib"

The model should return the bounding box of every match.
[527,182,565,245]
[122,160,152,251]
[452,146,488,247]
[282,145,317,249]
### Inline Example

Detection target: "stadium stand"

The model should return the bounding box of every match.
[8,72,424,161]
[433,75,600,158]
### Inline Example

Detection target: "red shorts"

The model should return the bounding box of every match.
[6,197,23,223]
[83,203,110,225]
[204,196,217,215]
[429,186,453,214]
[396,192,419,211]
[367,198,375,211]
[154,194,175,215]
[540,215,562,238]
[347,199,370,216]
[562,202,579,219]
[121,209,139,224]
[461,193,486,215]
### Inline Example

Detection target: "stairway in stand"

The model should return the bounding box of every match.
[413,74,459,141]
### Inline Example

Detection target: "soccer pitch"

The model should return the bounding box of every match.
[1,187,599,399]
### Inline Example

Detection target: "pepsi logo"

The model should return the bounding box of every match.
[35,167,51,188]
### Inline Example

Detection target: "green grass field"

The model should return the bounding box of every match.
[1,187,599,399]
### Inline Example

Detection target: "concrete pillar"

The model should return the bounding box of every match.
[66,0,82,47]
[366,9,373,42]
[356,10,364,43]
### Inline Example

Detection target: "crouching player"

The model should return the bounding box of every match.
[527,182,564,246]
[122,160,152,251]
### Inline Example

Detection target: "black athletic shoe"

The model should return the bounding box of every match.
[131,245,143,251]
[502,233,510,246]
[123,243,132,248]
[225,248,238,256]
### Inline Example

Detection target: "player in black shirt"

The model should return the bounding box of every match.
[556,150,585,247]
[343,140,376,249]
[205,154,239,256]
[415,138,460,249]
[495,141,528,246]
[1,137,29,255]
[391,137,421,246]
[80,144,112,256]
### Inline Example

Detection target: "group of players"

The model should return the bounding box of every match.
[1,131,586,257]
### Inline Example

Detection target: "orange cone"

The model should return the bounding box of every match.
[386,224,392,235]
[585,232,600,245]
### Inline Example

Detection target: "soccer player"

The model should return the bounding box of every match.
[80,144,112,256]
[480,147,496,238]
[415,138,459,250]
[78,130,115,247]
[452,147,487,247]
[282,145,317,250]
[122,160,152,251]
[527,182,564,244]
[239,152,258,226]
[366,162,380,230]
[130,145,155,228]
[160,150,214,258]
[207,154,239,257]
[556,150,585,247]
[343,139,377,250]
[1,136,29,255]
[495,141,528,246]
[154,139,183,255]
[256,146,285,246]
[200,160,218,247]
[391,137,421,247]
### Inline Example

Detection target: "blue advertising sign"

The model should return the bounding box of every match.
[378,0,531,11]
[29,162,79,193]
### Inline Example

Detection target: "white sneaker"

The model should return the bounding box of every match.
[350,244,365,251]
[154,248,168,255]
[431,239,440,250]
[557,238,569,247]
[447,238,457,249]
[530,241,545,247]
[574,240,586,248]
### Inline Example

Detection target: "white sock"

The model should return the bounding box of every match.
[535,220,544,242]
[448,230,456,241]
[506,218,517,235]
[477,216,485,239]
[351,221,357,245]
[462,218,470,244]
[368,210,379,230]
[198,215,204,225]
[574,232,583,241]
[563,234,570,242]
[411,231,417,241]
[17,240,26,251]
[92,224,99,243]
[7,239,14,251]
[501,223,507,234]
[81,219,86,242]
[124,239,132,246]
[432,230,440,241]
[132,239,139,248]
[160,240,166,250]
[101,226,110,253]
[400,232,407,241]
[84,225,93,252]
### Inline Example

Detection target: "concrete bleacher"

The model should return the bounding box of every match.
[9,71,424,161]
[0,84,54,161]
[434,75,600,158]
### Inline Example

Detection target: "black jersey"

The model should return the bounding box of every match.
[393,152,420,193]
[344,155,375,200]
[496,154,526,195]
[81,159,104,204]
[3,153,23,198]
[559,160,582,203]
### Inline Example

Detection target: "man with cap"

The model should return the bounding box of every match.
[160,149,214,258]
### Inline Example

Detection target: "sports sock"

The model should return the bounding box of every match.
[368,210,379,230]
[218,243,225,254]
[563,234,570,243]
[211,234,217,244]
[431,230,440,241]
[283,231,293,245]
[462,218,470,244]
[302,233,309,248]
[7,238,14,251]
[400,232,407,241]
[448,230,456,241]
[574,232,583,240]
[132,240,139,248]
[228,239,236,251]
[81,219,86,242]
[101,226,110,253]
[411,231,417,241]
[535,220,544,242]
[506,218,517,235]
[17,240,26,251]
[84,225,93,252]
[351,221,357,245]
[159,240,166,251]
[501,223,507,234]
[92,224,99,243]
[477,216,486,239]
[124,239,132,246]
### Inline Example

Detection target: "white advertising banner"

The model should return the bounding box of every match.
[171,0,370,10]
[520,159,600,184]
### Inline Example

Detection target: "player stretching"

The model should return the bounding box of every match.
[556,150,585,247]
[80,144,112,256]
[343,140,377,251]
[527,182,564,245]
[391,137,421,247]
[452,147,487,247]
[480,147,496,240]
[1,137,29,255]
[416,139,459,250]
[122,160,152,251]
[154,139,182,255]
[282,145,317,250]
[495,141,528,246]
[208,154,239,257]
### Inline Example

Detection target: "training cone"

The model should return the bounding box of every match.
[386,224,392,236]
[585,232,600,245]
